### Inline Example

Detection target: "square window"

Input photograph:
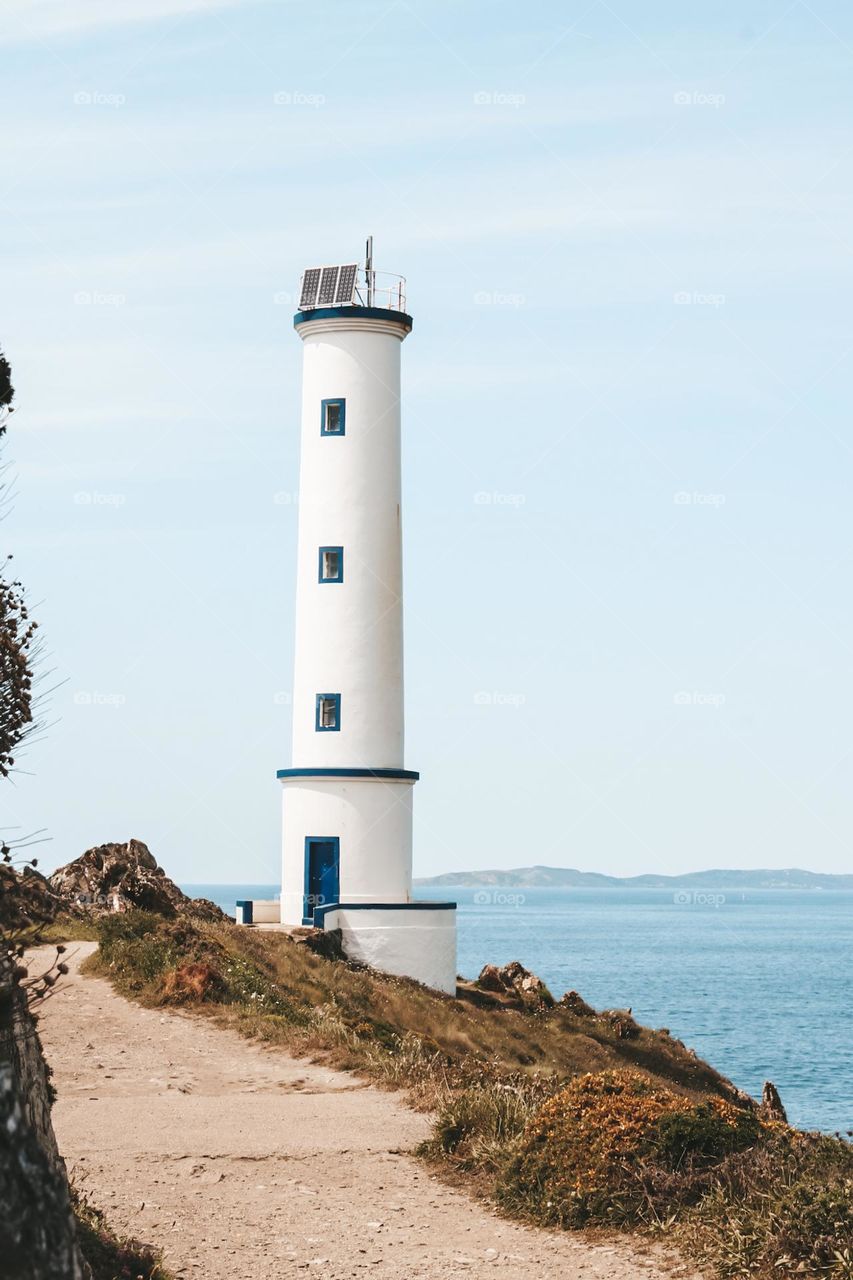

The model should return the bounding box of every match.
[318,546,343,583]
[321,398,345,436]
[315,693,341,732]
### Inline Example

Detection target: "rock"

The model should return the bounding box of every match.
[600,1009,641,1039]
[290,927,345,961]
[475,961,554,1008]
[559,990,597,1018]
[760,1080,787,1124]
[48,839,227,922]
[476,964,506,994]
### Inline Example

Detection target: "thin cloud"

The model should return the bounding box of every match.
[0,0,271,43]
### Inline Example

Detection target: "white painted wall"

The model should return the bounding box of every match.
[280,774,413,924]
[321,905,457,995]
[291,316,409,768]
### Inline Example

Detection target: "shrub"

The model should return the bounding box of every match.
[498,1069,760,1228]
[684,1130,853,1278]
[160,961,222,1004]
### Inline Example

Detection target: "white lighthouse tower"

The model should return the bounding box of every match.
[275,244,457,995]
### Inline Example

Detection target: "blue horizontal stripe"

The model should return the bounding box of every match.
[276,767,420,781]
[314,901,457,927]
[294,305,413,331]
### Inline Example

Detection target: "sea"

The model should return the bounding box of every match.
[182,882,852,1134]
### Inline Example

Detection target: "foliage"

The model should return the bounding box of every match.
[681,1129,853,1278]
[0,347,38,783]
[497,1069,761,1228]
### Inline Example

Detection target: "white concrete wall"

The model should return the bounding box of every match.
[291,317,409,768]
[322,905,457,995]
[280,775,414,924]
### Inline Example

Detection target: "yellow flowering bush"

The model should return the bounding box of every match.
[499,1069,760,1227]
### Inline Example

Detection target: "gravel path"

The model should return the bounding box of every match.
[37,943,699,1280]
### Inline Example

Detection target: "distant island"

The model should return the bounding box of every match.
[414,864,853,890]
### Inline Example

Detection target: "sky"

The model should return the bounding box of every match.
[2,0,853,882]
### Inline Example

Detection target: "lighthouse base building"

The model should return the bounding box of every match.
[239,252,457,996]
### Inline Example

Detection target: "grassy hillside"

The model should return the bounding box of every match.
[84,912,853,1279]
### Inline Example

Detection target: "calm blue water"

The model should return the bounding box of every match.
[183,883,852,1134]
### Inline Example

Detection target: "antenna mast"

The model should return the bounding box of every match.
[365,234,373,307]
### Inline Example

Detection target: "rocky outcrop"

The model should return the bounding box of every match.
[476,961,554,1008]
[600,1009,641,1040]
[760,1079,788,1124]
[559,990,597,1018]
[48,839,226,922]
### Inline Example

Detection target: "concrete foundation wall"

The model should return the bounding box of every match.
[320,905,457,995]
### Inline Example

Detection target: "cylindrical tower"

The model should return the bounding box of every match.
[279,260,418,926]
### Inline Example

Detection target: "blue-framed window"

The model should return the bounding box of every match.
[315,692,341,732]
[320,398,345,436]
[318,546,343,583]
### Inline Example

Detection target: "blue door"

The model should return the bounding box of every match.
[304,837,340,923]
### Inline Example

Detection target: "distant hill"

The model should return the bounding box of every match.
[413,864,853,890]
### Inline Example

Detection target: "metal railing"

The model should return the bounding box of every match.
[353,267,407,313]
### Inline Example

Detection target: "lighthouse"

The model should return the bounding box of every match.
[273,244,457,995]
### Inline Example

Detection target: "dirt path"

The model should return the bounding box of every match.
[37,943,698,1280]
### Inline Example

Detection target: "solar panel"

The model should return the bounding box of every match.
[299,267,321,309]
[335,263,358,304]
[318,266,339,306]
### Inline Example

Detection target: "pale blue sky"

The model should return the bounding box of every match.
[3,0,853,881]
